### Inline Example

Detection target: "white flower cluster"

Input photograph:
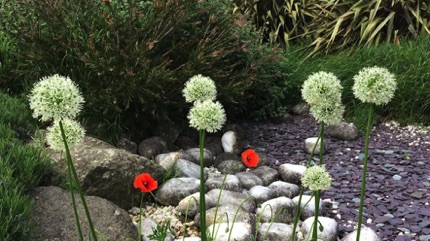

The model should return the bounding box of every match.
[301,165,332,191]
[46,118,86,151]
[183,74,217,103]
[353,66,397,106]
[29,74,85,150]
[29,74,84,122]
[301,71,344,125]
[183,74,226,133]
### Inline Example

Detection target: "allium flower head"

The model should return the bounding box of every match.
[46,118,85,151]
[188,99,226,133]
[302,71,343,106]
[309,102,344,125]
[29,74,84,122]
[353,66,397,105]
[301,165,332,191]
[183,74,217,103]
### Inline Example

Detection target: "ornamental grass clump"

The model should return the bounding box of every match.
[28,74,97,241]
[352,66,396,241]
[183,74,226,241]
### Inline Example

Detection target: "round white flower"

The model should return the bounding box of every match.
[302,71,343,106]
[188,100,226,133]
[29,74,84,122]
[46,118,85,151]
[301,165,332,191]
[353,66,397,105]
[183,74,217,103]
[309,102,344,125]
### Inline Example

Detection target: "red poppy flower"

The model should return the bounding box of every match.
[241,149,260,168]
[134,173,158,192]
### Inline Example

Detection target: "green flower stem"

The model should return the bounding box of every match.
[312,190,321,241]
[291,131,323,241]
[356,105,373,241]
[199,129,207,241]
[66,154,84,241]
[138,193,144,241]
[319,123,324,164]
[60,121,98,241]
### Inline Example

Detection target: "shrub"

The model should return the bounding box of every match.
[235,0,430,54]
[1,0,292,143]
[0,93,55,241]
[0,91,38,141]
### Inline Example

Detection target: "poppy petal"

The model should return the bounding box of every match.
[241,149,260,168]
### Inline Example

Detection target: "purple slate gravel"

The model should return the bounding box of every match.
[242,115,430,241]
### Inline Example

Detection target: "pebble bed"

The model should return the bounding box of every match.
[129,114,430,241]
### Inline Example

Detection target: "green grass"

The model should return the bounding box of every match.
[285,34,430,127]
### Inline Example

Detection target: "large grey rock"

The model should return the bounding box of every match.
[251,166,279,186]
[30,186,137,241]
[301,216,338,241]
[174,158,207,180]
[249,185,276,203]
[117,137,138,154]
[155,152,183,171]
[325,121,359,141]
[292,195,323,220]
[177,192,215,220]
[138,136,168,159]
[257,223,296,241]
[204,136,224,156]
[206,189,257,213]
[278,163,306,185]
[195,205,255,228]
[304,137,327,155]
[235,172,264,190]
[205,174,242,192]
[156,177,201,206]
[256,197,296,224]
[268,181,300,198]
[208,222,253,241]
[217,160,247,175]
[341,226,381,241]
[49,136,165,209]
[213,152,240,168]
[185,148,214,167]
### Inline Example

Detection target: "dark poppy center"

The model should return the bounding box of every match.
[143,182,147,187]
[247,156,251,161]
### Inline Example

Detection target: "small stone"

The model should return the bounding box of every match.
[393,175,402,180]
[410,192,423,199]
[353,198,361,203]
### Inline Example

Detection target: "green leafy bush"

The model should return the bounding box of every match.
[0,93,54,241]
[0,91,38,141]
[287,34,430,125]
[235,0,430,54]
[1,0,292,143]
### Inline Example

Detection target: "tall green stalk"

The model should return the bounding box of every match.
[290,128,324,241]
[319,123,324,164]
[356,105,373,241]
[60,121,98,241]
[199,129,207,241]
[311,190,321,241]
[66,153,84,241]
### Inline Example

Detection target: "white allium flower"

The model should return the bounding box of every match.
[183,74,217,103]
[352,66,397,105]
[29,74,84,122]
[46,118,85,151]
[188,100,226,133]
[309,102,344,125]
[302,71,343,106]
[301,165,332,191]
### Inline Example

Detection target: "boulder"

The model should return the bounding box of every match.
[138,136,168,159]
[49,136,165,209]
[30,186,138,241]
[325,121,359,141]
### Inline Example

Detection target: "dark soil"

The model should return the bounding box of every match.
[242,114,430,241]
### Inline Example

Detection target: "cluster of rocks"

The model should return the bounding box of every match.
[29,103,382,240]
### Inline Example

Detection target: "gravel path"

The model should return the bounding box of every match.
[242,115,430,241]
